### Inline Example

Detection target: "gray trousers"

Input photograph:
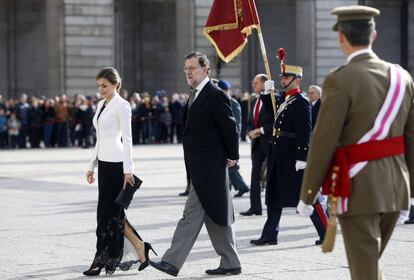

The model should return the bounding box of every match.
[162,186,241,270]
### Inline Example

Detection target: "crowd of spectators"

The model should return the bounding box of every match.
[0,89,250,149]
[0,89,252,150]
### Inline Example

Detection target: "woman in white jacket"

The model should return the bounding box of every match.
[84,67,155,276]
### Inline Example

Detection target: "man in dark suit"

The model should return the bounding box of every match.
[240,74,274,216]
[250,64,327,246]
[307,85,322,129]
[150,51,241,277]
[217,79,250,197]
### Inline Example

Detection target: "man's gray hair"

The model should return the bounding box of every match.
[309,85,322,97]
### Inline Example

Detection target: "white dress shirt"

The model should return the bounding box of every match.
[346,48,373,64]
[88,93,134,174]
[193,76,210,100]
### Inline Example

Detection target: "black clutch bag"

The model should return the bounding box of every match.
[115,174,143,209]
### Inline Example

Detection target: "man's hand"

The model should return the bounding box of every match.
[227,159,236,167]
[295,160,307,171]
[296,200,314,217]
[86,170,95,184]
[247,128,262,140]
[264,80,275,94]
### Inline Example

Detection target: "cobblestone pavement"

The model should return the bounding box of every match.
[1,143,413,280]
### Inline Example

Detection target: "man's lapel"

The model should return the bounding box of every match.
[184,82,211,133]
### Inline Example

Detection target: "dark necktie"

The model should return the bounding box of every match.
[188,88,197,109]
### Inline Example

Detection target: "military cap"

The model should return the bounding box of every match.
[276,48,303,78]
[280,65,303,78]
[331,5,380,31]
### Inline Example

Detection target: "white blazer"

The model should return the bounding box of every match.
[88,94,134,174]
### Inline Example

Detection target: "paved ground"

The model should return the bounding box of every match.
[1,143,413,280]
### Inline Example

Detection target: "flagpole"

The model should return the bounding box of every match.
[256,25,277,136]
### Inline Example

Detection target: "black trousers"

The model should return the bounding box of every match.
[261,203,327,241]
[95,161,126,269]
[249,145,267,213]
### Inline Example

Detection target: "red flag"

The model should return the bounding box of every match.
[203,0,260,63]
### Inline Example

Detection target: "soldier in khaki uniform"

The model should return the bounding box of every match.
[296,5,414,280]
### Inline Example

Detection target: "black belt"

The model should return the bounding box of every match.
[273,131,296,139]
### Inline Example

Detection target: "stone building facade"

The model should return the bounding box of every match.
[1,0,413,98]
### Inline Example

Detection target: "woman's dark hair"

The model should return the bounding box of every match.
[96,67,122,91]
[338,19,375,47]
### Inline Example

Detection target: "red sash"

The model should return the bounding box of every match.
[322,136,405,198]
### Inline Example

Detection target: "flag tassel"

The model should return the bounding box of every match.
[321,196,337,253]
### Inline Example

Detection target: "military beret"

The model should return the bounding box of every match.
[217,79,231,90]
[331,5,380,31]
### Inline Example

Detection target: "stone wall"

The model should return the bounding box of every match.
[0,0,412,98]
[244,0,297,91]
[0,0,48,97]
[409,0,414,75]
[314,0,357,86]
[114,0,177,94]
[63,0,114,95]
[0,1,9,95]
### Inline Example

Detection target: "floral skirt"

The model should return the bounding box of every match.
[93,160,140,273]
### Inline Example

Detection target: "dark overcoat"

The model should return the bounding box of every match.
[311,99,321,129]
[261,92,312,208]
[182,81,239,226]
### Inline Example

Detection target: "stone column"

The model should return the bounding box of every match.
[408,0,414,75]
[314,0,357,85]
[296,0,316,88]
[176,0,195,92]
[63,0,115,96]
[4,0,17,98]
[46,0,65,96]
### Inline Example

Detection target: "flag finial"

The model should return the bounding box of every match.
[277,48,286,75]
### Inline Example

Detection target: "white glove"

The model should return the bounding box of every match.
[295,160,307,171]
[264,80,275,94]
[296,200,314,217]
[397,210,409,224]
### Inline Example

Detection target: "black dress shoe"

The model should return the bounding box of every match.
[250,238,278,246]
[405,217,414,224]
[205,267,241,275]
[149,260,179,277]
[234,189,249,198]
[179,190,189,196]
[240,209,262,216]
[315,238,324,245]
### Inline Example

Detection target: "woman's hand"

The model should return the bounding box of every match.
[124,173,135,188]
[86,170,95,184]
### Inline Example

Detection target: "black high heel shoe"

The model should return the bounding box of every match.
[138,242,157,271]
[83,265,103,276]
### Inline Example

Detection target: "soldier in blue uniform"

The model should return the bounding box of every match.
[250,60,328,246]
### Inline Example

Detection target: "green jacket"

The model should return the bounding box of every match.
[300,52,414,216]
